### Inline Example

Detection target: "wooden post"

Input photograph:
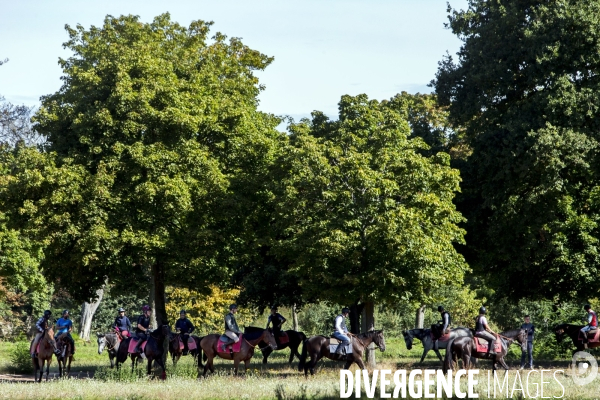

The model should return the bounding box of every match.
[292,304,299,331]
[415,304,426,329]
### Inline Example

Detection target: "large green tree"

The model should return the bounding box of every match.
[268,94,467,313]
[2,13,281,323]
[434,0,600,300]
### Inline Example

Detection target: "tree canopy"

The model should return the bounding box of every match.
[434,0,600,300]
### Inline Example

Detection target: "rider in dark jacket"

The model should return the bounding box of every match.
[134,305,152,358]
[31,310,52,358]
[113,308,132,338]
[433,305,451,351]
[175,310,195,355]
[266,306,287,339]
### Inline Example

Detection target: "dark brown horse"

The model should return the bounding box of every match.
[56,333,74,377]
[244,326,307,364]
[32,327,60,382]
[444,329,527,372]
[198,329,277,377]
[554,323,600,353]
[298,330,386,376]
[115,325,170,378]
[168,333,203,366]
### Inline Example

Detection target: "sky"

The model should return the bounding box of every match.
[0,0,468,122]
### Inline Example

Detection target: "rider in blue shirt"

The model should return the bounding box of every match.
[55,310,75,354]
[175,310,195,355]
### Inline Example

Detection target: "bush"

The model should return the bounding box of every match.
[9,340,33,373]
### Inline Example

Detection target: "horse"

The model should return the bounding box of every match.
[55,333,74,378]
[32,327,60,382]
[298,330,386,376]
[444,329,528,373]
[168,333,203,366]
[198,329,278,377]
[97,332,121,369]
[554,323,600,353]
[402,327,473,363]
[244,326,307,364]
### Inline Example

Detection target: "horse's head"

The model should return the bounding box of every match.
[402,330,413,350]
[97,333,106,354]
[263,329,278,350]
[517,329,528,352]
[45,328,60,355]
[160,324,171,338]
[553,324,567,342]
[372,330,386,352]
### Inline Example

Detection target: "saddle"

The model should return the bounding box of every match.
[178,336,197,351]
[217,334,243,353]
[474,337,502,353]
[127,337,148,354]
[430,331,451,342]
[328,337,353,355]
[579,328,600,343]
[277,332,289,345]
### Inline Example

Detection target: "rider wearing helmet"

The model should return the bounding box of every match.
[474,306,497,355]
[266,306,287,340]
[31,310,52,358]
[175,310,195,355]
[134,305,152,357]
[433,305,452,351]
[55,310,75,355]
[332,307,351,355]
[113,307,132,338]
[222,304,242,351]
[580,304,598,347]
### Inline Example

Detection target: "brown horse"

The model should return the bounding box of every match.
[198,329,277,377]
[168,333,203,366]
[32,328,59,382]
[554,324,600,354]
[298,330,386,376]
[56,333,74,377]
[444,329,528,372]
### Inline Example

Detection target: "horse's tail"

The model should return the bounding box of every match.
[298,338,308,372]
[298,331,307,342]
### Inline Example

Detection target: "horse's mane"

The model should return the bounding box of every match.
[243,330,264,341]
[500,329,522,337]
[357,330,382,339]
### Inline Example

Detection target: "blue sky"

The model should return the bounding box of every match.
[0,0,467,121]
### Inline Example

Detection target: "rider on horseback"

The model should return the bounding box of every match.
[31,310,52,358]
[222,304,242,351]
[113,307,132,338]
[433,305,451,351]
[580,304,598,347]
[332,307,351,355]
[55,309,76,355]
[134,305,152,358]
[175,310,195,355]
[475,306,498,355]
[266,306,286,339]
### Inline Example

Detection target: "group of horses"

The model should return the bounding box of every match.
[31,320,596,382]
[96,325,386,378]
[31,327,74,382]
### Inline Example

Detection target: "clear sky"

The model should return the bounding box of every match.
[0,0,467,121]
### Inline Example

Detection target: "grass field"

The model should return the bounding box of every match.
[0,337,598,399]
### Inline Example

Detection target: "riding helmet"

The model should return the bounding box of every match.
[342,307,350,314]
[180,310,187,315]
[229,304,238,310]
[117,307,125,312]
[142,305,151,312]
[62,309,69,315]
[270,305,278,311]
[584,304,591,310]
[437,305,444,312]
[43,310,52,317]
[479,306,486,314]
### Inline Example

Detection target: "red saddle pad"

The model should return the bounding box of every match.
[430,331,452,342]
[475,337,502,353]
[279,332,289,345]
[127,338,147,354]
[217,335,243,353]
[579,329,600,343]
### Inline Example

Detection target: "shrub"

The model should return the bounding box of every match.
[9,341,33,373]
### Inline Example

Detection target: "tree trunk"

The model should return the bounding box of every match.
[150,262,168,326]
[79,286,105,341]
[291,304,299,331]
[349,302,365,334]
[415,304,426,329]
[362,301,376,368]
[149,268,157,329]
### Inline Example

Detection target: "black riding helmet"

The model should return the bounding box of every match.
[62,309,69,316]
[180,310,187,315]
[117,307,125,313]
[43,310,51,317]
[229,304,238,310]
[270,305,278,311]
[584,304,592,310]
[479,306,486,314]
[438,305,445,312]
[341,307,350,314]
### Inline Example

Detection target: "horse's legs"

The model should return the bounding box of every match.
[433,348,443,363]
[233,355,241,375]
[146,357,153,376]
[343,360,353,369]
[110,354,115,369]
[355,357,366,370]
[262,347,273,364]
[419,349,427,364]
[498,357,509,370]
[67,356,72,375]
[244,358,251,373]
[45,359,50,381]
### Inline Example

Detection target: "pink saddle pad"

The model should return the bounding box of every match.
[217,335,243,353]
[178,336,198,351]
[475,337,501,353]
[128,338,147,354]
[278,332,289,344]
[579,329,600,343]
[430,331,451,342]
